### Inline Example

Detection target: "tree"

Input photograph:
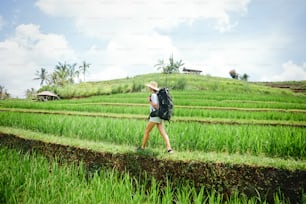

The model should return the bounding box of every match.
[25,88,36,99]
[79,61,91,82]
[240,73,249,81]
[156,54,184,74]
[54,62,70,86]
[154,59,165,73]
[165,54,184,74]
[47,72,59,86]
[229,69,239,79]
[0,85,10,99]
[68,63,79,84]
[34,68,48,86]
[0,85,4,99]
[229,69,250,81]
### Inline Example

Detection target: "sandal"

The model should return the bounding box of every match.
[167,149,173,154]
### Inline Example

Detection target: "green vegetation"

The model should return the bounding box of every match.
[0,111,305,159]
[34,61,91,87]
[1,126,305,170]
[255,80,306,94]
[29,73,304,98]
[155,54,184,74]
[1,73,305,202]
[0,147,294,204]
[0,85,10,99]
[1,74,305,160]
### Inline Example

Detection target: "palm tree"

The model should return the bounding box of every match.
[55,62,69,86]
[154,59,165,72]
[156,54,184,74]
[47,72,58,86]
[165,54,184,74]
[34,68,48,86]
[68,63,79,84]
[79,61,91,82]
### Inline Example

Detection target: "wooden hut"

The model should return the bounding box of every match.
[37,91,60,101]
[182,67,202,75]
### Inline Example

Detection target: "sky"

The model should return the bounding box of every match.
[0,0,306,98]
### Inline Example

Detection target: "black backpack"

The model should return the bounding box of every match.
[157,88,173,121]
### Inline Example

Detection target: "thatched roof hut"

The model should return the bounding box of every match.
[37,91,60,101]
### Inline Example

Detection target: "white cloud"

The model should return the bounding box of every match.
[0,24,76,98]
[35,0,251,82]
[36,0,250,35]
[82,32,179,81]
[267,61,306,81]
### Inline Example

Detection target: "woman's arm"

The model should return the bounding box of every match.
[149,94,158,109]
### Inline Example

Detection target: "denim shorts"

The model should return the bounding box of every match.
[149,116,162,123]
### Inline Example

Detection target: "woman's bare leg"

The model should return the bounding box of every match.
[157,123,172,150]
[141,122,156,149]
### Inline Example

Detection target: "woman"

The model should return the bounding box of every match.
[138,81,173,154]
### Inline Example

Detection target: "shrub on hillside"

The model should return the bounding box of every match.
[172,78,187,90]
[132,82,142,92]
[111,85,123,94]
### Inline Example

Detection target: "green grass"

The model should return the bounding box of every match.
[1,146,295,204]
[1,110,305,159]
[1,126,305,170]
[1,73,305,203]
[1,101,305,121]
[37,73,302,98]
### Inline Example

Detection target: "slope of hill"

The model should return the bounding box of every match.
[254,81,306,94]
[1,73,306,202]
[40,73,301,99]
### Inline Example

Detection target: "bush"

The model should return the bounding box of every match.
[132,82,142,92]
[111,85,123,94]
[172,78,187,90]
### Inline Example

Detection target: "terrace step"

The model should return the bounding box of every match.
[1,107,305,127]
[0,130,305,204]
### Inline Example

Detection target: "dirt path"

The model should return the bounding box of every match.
[0,132,305,203]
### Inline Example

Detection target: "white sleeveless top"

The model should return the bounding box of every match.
[150,93,159,112]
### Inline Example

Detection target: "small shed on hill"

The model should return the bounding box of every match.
[182,67,202,75]
[37,91,60,101]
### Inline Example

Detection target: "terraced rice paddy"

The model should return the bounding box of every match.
[0,88,305,203]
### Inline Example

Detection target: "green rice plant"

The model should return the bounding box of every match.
[174,98,306,109]
[1,147,294,204]
[1,98,305,123]
[3,89,305,110]
[173,90,306,103]
[174,108,306,122]
[1,111,305,158]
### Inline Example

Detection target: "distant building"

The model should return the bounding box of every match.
[182,67,202,75]
[37,91,60,101]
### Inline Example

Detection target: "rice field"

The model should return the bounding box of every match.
[0,82,306,203]
[0,147,294,204]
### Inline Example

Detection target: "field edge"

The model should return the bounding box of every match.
[0,129,305,203]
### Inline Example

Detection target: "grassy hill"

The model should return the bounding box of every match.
[1,72,306,203]
[254,81,306,94]
[39,73,302,99]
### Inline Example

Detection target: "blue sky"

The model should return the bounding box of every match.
[0,0,305,97]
